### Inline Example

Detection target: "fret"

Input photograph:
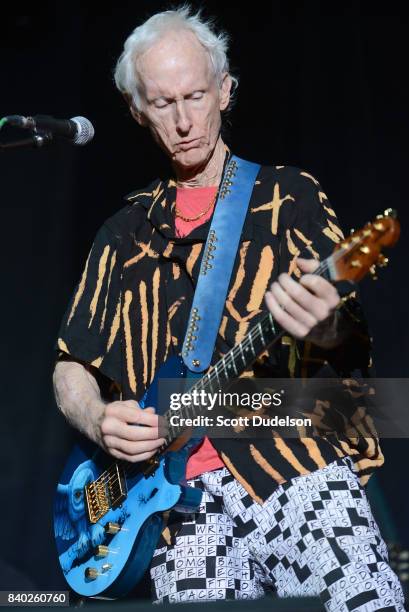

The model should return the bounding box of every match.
[268,312,276,335]
[262,316,275,343]
[204,372,216,393]
[164,413,177,440]
[243,342,251,356]
[248,331,256,357]
[239,342,246,366]
[198,374,207,394]
[214,365,221,387]
[178,404,190,425]
[193,379,204,393]
[258,322,265,345]
[230,352,238,376]
[189,397,200,420]
[225,356,233,375]
[316,256,333,281]
[184,400,192,419]
[318,265,330,281]
[224,357,231,375]
[219,356,229,380]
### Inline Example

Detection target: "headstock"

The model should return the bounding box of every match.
[331,208,400,282]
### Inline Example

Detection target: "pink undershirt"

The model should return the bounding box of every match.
[175,186,225,480]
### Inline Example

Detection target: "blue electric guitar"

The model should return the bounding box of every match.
[54,211,399,597]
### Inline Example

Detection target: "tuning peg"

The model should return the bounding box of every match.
[384,208,397,218]
[369,265,378,280]
[377,254,389,267]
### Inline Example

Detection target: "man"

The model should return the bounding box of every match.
[53,6,404,609]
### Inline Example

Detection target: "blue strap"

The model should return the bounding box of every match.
[181,156,260,373]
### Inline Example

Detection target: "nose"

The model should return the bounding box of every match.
[175,100,192,135]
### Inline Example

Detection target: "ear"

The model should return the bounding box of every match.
[219,73,232,112]
[130,105,148,127]
[123,92,148,127]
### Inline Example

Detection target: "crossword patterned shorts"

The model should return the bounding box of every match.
[150,458,405,610]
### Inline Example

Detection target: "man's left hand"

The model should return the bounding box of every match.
[265,258,342,348]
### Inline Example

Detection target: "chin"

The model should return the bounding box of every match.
[174,145,211,169]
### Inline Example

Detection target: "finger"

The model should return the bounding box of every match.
[104,435,165,456]
[277,274,332,321]
[143,407,167,432]
[265,290,310,339]
[300,274,340,307]
[270,282,318,329]
[121,399,142,409]
[102,417,162,441]
[296,257,320,274]
[108,447,160,463]
[105,403,159,427]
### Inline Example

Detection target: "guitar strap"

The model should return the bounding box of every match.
[182,155,261,373]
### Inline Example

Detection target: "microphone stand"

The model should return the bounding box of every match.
[0,131,53,151]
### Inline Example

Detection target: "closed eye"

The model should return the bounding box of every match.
[152,91,205,108]
[154,98,172,109]
[186,91,204,101]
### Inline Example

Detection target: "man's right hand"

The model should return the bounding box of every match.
[100,400,166,462]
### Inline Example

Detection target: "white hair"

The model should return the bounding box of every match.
[113,5,238,111]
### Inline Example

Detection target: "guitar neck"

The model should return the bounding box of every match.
[162,256,334,445]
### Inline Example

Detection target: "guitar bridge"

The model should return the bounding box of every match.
[86,464,127,524]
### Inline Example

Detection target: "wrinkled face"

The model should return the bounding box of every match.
[132,30,231,171]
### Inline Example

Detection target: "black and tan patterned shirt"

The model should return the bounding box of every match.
[57,159,383,503]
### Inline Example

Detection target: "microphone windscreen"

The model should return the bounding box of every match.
[71,116,95,146]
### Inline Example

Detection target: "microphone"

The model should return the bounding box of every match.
[4,115,95,146]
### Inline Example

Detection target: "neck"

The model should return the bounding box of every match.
[174,137,226,189]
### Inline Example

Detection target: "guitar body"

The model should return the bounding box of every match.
[54,356,202,598]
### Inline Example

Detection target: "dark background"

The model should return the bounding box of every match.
[1,1,408,595]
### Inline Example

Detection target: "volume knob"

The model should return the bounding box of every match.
[95,545,109,558]
[85,567,98,581]
[105,522,121,534]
